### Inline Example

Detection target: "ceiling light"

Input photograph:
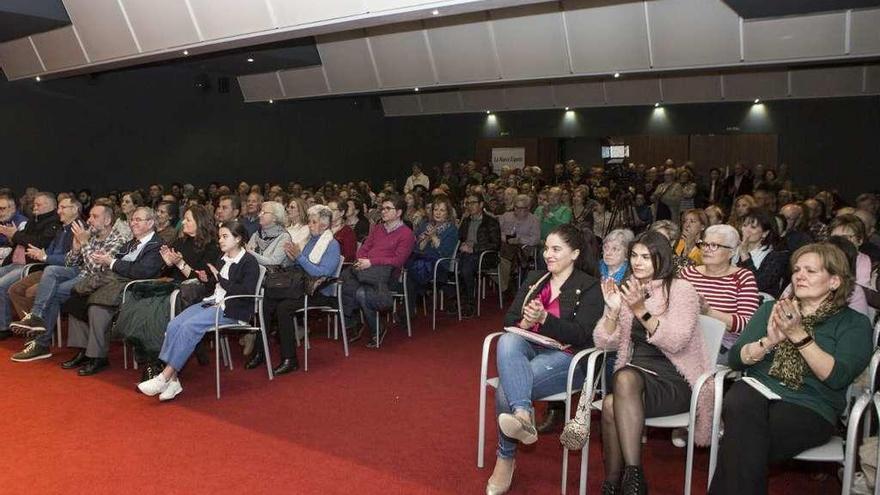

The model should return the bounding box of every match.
[564,107,570,111]
[269,99,274,104]
[432,9,440,15]
[754,98,760,104]
[182,50,189,55]
[247,58,254,63]
[654,102,661,107]
[613,72,620,78]
[414,87,419,92]
[35,76,41,82]
[486,110,491,114]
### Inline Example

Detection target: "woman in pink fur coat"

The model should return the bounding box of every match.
[593,231,714,494]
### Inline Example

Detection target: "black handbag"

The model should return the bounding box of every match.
[263,265,306,299]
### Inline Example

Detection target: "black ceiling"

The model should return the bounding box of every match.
[0,0,69,43]
[723,0,880,19]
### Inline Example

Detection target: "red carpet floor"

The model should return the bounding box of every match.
[0,304,841,494]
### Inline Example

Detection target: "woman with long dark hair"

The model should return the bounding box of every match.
[593,231,712,494]
[734,208,789,298]
[485,223,604,495]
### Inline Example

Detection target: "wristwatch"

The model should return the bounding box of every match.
[640,311,652,322]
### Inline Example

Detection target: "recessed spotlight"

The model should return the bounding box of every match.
[564,107,570,111]
[35,76,41,82]
[486,110,491,114]
[754,98,760,104]
[414,87,419,92]
[613,72,620,78]
[269,99,274,104]
[654,102,661,107]
[247,58,254,63]
[182,50,189,55]
[432,9,440,15]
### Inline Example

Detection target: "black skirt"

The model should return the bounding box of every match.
[626,319,692,417]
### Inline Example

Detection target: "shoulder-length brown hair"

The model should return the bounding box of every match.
[790,242,854,309]
[181,204,217,250]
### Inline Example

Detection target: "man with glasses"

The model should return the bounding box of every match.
[456,194,501,317]
[497,195,540,295]
[51,207,164,375]
[0,192,61,337]
[10,203,128,362]
[341,195,414,348]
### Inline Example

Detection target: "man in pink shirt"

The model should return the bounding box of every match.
[342,195,415,348]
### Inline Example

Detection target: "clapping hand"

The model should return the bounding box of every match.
[89,250,113,267]
[619,278,647,312]
[25,244,46,262]
[521,298,546,327]
[600,278,622,312]
[697,294,712,315]
[0,224,17,238]
[770,298,804,341]
[283,241,301,260]
[71,220,90,246]
[194,270,209,283]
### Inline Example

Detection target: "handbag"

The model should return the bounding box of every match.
[559,363,605,450]
[263,265,306,300]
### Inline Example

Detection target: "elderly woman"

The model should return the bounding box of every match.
[137,220,260,401]
[648,220,694,275]
[486,224,603,495]
[247,201,291,268]
[405,195,458,300]
[245,205,341,374]
[710,243,872,495]
[117,205,220,380]
[600,229,634,284]
[594,231,712,494]
[286,198,310,249]
[734,208,789,298]
[676,209,708,265]
[155,201,179,244]
[680,224,760,359]
[115,191,144,239]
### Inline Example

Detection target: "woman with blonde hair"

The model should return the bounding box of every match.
[728,194,757,230]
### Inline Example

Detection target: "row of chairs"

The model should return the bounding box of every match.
[478,315,880,494]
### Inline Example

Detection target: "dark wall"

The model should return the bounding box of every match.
[2,65,878,199]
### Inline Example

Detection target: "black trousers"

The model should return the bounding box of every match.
[709,380,836,495]
[458,252,497,305]
[261,293,333,361]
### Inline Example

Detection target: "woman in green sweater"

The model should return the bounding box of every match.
[710,243,872,495]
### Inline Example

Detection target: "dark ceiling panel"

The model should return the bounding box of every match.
[0,0,70,43]
[723,0,880,19]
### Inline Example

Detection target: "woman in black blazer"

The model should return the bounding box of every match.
[136,220,260,401]
[486,224,604,495]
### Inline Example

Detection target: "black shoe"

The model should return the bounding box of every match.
[601,480,620,495]
[460,305,476,319]
[365,327,388,349]
[0,329,11,341]
[10,314,46,333]
[10,341,52,362]
[346,325,364,344]
[536,403,565,434]
[620,466,647,495]
[78,358,109,376]
[139,360,163,382]
[61,350,88,369]
[273,358,299,375]
[245,350,265,370]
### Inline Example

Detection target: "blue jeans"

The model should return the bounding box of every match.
[0,264,25,327]
[159,303,238,371]
[494,333,585,458]
[33,266,81,348]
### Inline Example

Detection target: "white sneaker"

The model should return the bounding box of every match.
[137,374,169,396]
[159,378,183,401]
[671,428,688,448]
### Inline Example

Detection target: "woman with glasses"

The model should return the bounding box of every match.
[680,224,761,362]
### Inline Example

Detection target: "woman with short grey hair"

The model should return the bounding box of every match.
[307,204,333,228]
[246,201,291,268]
[600,229,634,283]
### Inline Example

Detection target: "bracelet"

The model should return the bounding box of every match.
[793,334,814,350]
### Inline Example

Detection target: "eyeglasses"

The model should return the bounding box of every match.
[130,217,150,223]
[696,240,733,252]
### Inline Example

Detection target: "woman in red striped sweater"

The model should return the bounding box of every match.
[679,224,761,360]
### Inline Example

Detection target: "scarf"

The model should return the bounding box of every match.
[252,224,285,254]
[308,230,334,265]
[768,298,840,389]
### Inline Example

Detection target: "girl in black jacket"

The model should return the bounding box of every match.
[486,224,604,495]
[137,220,260,401]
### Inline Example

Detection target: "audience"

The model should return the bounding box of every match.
[497,194,540,295]
[405,195,458,301]
[594,231,712,494]
[487,224,602,495]
[675,209,708,265]
[710,243,872,494]
[457,193,501,318]
[734,208,790,298]
[137,220,259,400]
